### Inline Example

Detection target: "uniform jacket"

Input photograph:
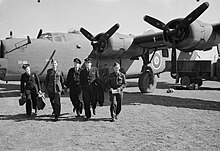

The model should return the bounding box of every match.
[45,68,64,93]
[66,67,81,88]
[107,71,126,90]
[80,67,99,89]
[20,72,41,94]
[101,68,109,78]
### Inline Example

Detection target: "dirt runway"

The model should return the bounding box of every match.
[0,73,220,151]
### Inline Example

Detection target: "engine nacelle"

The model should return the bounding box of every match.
[174,20,215,52]
[100,33,134,57]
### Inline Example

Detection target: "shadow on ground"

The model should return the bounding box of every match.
[0,112,112,122]
[0,83,20,97]
[122,92,220,111]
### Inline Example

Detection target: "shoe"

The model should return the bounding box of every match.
[75,111,80,117]
[111,118,115,122]
[85,117,91,121]
[33,109,37,115]
[26,114,31,118]
[54,117,58,121]
[115,114,118,119]
[92,109,96,115]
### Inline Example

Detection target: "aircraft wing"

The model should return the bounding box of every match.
[133,31,168,50]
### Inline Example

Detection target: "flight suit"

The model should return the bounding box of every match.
[107,71,126,119]
[45,68,64,119]
[66,67,82,115]
[20,72,41,116]
[80,67,99,119]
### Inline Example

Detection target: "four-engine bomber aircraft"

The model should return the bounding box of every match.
[0,2,220,93]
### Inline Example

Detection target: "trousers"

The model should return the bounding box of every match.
[48,92,61,118]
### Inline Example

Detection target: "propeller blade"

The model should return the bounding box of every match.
[143,15,166,30]
[37,29,43,39]
[0,40,5,58]
[102,23,120,40]
[80,27,95,41]
[10,31,13,37]
[39,50,56,76]
[178,2,209,30]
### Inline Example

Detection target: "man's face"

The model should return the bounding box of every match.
[114,65,120,72]
[25,66,31,74]
[74,62,80,68]
[85,62,92,69]
[52,61,58,69]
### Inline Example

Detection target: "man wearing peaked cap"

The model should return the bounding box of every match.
[80,57,99,120]
[73,58,81,64]
[66,57,83,117]
[22,63,30,69]
[20,63,41,117]
[106,62,126,122]
[84,57,92,63]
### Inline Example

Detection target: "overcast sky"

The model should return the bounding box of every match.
[0,0,219,59]
[0,0,219,39]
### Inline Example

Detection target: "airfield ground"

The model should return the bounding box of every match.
[0,72,220,151]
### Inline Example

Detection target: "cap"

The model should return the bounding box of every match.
[73,58,81,64]
[51,59,58,64]
[22,64,30,69]
[113,62,120,67]
[84,58,92,63]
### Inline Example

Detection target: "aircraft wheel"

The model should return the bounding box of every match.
[138,71,157,93]
[180,76,191,86]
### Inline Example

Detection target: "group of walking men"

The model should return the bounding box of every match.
[20,57,126,122]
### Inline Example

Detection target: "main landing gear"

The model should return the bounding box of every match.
[138,49,157,93]
[138,69,156,93]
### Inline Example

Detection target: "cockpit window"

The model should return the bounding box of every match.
[53,34,66,42]
[39,33,66,42]
[39,33,53,41]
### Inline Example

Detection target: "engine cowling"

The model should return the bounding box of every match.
[100,33,134,57]
[165,19,214,52]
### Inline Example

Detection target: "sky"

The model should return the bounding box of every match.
[0,0,220,58]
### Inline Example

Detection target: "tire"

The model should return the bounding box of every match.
[180,76,191,86]
[196,79,203,87]
[138,71,157,93]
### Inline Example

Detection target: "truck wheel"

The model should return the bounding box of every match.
[196,79,203,87]
[180,76,191,86]
[138,71,156,93]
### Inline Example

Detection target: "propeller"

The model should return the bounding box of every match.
[80,23,120,53]
[143,2,209,76]
[0,40,5,58]
[37,29,43,39]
